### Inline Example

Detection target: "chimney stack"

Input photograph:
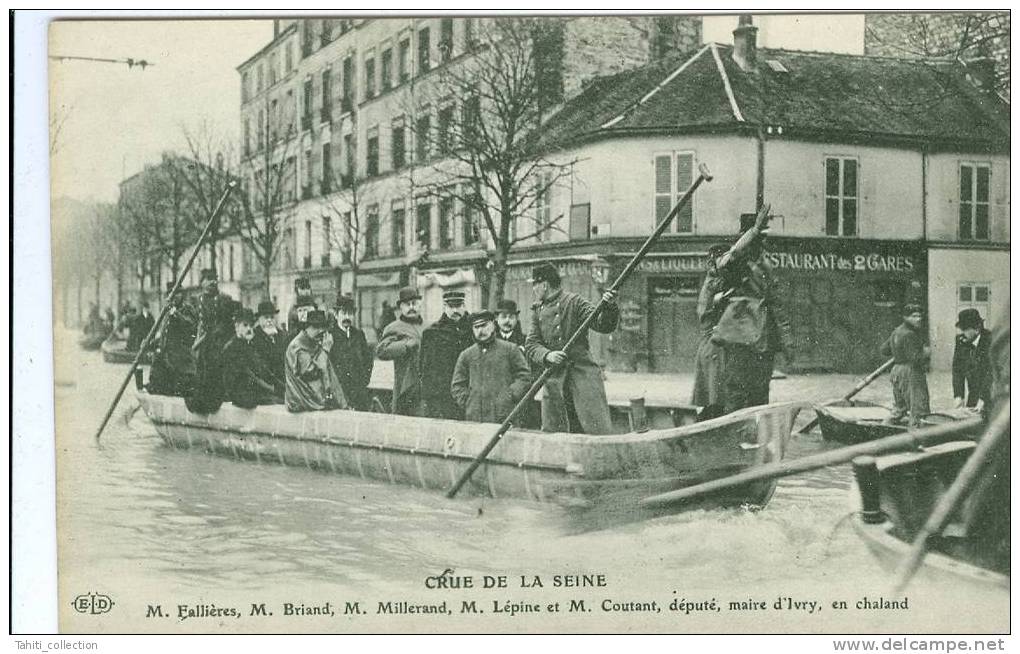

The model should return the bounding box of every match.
[732,14,758,72]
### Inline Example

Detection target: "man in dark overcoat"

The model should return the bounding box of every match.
[221,308,282,408]
[328,295,375,411]
[451,311,532,423]
[691,244,730,419]
[418,289,474,420]
[186,268,236,414]
[376,287,425,415]
[495,298,539,429]
[524,263,619,435]
[952,308,992,411]
[148,282,198,397]
[252,300,289,396]
[287,276,317,340]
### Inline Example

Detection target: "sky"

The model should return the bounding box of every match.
[49,19,273,203]
[48,14,865,205]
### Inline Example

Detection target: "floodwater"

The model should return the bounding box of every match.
[52,329,1006,634]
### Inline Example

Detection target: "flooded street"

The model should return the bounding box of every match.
[52,329,1005,633]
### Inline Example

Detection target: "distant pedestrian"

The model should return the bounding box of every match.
[285,309,348,412]
[128,302,155,352]
[376,287,425,415]
[880,303,930,427]
[419,289,474,420]
[952,308,991,411]
[377,300,397,335]
[524,263,619,435]
[451,311,532,423]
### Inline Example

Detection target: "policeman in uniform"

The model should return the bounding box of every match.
[418,289,474,420]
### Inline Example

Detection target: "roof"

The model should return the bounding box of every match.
[538,43,1010,152]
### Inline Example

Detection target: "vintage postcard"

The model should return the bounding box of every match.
[43,11,1009,635]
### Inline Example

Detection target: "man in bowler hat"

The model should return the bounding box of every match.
[287,276,317,339]
[252,299,289,395]
[525,262,619,434]
[285,309,348,412]
[952,308,992,411]
[328,295,374,411]
[376,287,425,415]
[419,288,474,420]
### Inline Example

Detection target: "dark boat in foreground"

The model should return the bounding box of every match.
[102,335,152,364]
[135,391,804,511]
[815,399,967,444]
[850,436,1009,597]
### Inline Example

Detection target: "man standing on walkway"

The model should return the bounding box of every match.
[451,311,532,423]
[880,303,931,427]
[285,309,348,412]
[328,295,374,411]
[376,287,425,415]
[952,308,992,412]
[419,289,474,420]
[525,263,619,435]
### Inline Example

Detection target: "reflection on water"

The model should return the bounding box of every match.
[53,330,1004,632]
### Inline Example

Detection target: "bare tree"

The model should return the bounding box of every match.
[236,98,300,295]
[179,121,239,268]
[404,17,577,308]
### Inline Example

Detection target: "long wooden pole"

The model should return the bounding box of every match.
[94,182,236,441]
[798,358,895,434]
[639,415,984,509]
[892,402,1010,593]
[445,164,714,499]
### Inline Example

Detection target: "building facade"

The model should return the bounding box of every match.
[236,16,1009,373]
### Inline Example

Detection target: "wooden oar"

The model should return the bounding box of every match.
[94,181,237,441]
[639,415,984,509]
[892,401,1010,593]
[798,358,895,434]
[445,164,715,499]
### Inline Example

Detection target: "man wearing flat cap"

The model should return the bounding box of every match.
[221,307,282,408]
[952,308,992,412]
[418,288,475,420]
[285,309,348,412]
[377,287,426,415]
[287,276,318,341]
[880,302,930,427]
[149,281,198,397]
[451,311,532,423]
[328,295,374,411]
[186,268,237,414]
[525,262,619,434]
[252,299,289,396]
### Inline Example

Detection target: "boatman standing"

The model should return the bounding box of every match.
[376,287,425,415]
[419,288,474,420]
[691,243,731,419]
[187,268,236,414]
[148,282,198,397]
[285,309,348,412]
[525,263,619,435]
[451,310,532,423]
[880,303,931,427]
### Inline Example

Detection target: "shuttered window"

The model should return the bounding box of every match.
[653,152,694,233]
[825,156,858,236]
[959,162,990,241]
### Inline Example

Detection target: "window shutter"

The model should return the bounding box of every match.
[654,155,672,229]
[675,153,694,232]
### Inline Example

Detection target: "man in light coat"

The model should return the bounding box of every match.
[524,263,619,434]
[451,311,532,424]
[376,287,425,415]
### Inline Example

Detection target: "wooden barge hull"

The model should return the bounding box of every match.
[136,392,802,509]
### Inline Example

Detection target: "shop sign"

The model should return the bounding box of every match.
[636,256,707,274]
[763,251,916,274]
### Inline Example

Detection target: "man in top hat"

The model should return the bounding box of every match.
[148,281,198,397]
[186,268,237,414]
[287,276,317,340]
[525,263,619,435]
[708,205,794,415]
[952,308,992,411]
[328,295,374,411]
[221,307,282,408]
[418,288,475,420]
[252,299,289,396]
[285,309,348,412]
[880,303,931,427]
[376,287,425,415]
[451,310,532,424]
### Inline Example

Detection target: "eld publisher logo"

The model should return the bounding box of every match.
[72,592,114,615]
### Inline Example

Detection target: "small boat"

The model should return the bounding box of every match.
[814,399,966,444]
[78,332,107,351]
[102,335,152,364]
[849,437,1009,596]
[135,390,804,511]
